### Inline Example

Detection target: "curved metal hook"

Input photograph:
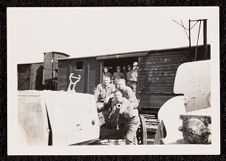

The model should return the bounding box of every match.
[67,73,81,92]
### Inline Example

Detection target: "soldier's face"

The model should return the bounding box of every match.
[116,79,125,89]
[115,91,123,102]
[104,68,108,73]
[103,77,110,85]
[133,65,137,70]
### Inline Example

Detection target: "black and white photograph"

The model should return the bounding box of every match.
[7,7,220,155]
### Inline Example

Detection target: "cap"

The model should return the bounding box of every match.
[133,62,138,66]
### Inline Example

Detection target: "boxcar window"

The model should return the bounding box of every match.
[76,61,83,70]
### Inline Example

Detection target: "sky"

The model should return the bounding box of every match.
[7,7,218,64]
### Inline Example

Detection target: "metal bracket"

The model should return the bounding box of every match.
[67,73,81,92]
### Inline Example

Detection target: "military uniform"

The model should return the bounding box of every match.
[94,83,115,127]
[109,97,140,145]
[117,86,139,110]
[122,71,127,81]
[113,72,124,81]
[127,68,138,94]
[103,72,112,79]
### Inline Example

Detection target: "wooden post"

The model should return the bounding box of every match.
[188,19,192,60]
[85,60,90,93]
[189,19,191,47]
[29,64,32,90]
[99,61,103,83]
[68,61,72,89]
[203,19,207,59]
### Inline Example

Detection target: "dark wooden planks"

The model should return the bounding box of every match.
[30,63,44,90]
[138,45,210,113]
[57,57,100,94]
[43,52,69,89]
[18,63,44,90]
[18,64,31,90]
[138,93,177,110]
[88,58,100,94]
[57,60,69,91]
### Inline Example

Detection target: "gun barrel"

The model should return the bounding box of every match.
[116,104,121,108]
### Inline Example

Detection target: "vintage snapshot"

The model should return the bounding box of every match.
[7,7,220,155]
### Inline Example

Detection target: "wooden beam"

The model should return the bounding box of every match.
[85,60,90,93]
[99,61,103,83]
[189,19,191,47]
[203,19,207,59]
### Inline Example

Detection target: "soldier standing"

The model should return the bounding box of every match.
[127,62,138,94]
[122,66,127,81]
[112,66,124,84]
[103,66,112,79]
[126,64,132,84]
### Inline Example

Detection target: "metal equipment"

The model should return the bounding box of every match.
[155,60,211,144]
[67,73,81,92]
[17,89,99,146]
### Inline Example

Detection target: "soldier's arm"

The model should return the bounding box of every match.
[127,88,139,109]
[94,84,101,102]
[108,105,116,119]
[118,98,130,112]
[104,85,115,104]
[119,99,134,119]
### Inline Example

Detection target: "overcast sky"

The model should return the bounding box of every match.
[7,7,218,64]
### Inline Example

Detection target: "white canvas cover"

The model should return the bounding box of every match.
[18,90,100,146]
[174,60,211,112]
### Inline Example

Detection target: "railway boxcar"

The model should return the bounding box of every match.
[17,45,210,144]
[18,62,44,90]
[18,52,69,91]
[17,46,210,114]
[57,45,210,114]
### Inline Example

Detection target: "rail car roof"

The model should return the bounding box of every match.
[57,45,208,61]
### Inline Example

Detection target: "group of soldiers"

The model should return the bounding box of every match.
[103,62,138,94]
[94,62,140,145]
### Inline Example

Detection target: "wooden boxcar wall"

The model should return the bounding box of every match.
[18,64,31,90]
[18,63,44,90]
[57,45,210,113]
[43,52,69,90]
[138,45,210,114]
[57,57,100,94]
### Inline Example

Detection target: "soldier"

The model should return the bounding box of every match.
[112,66,124,84]
[103,66,112,79]
[127,62,138,94]
[115,78,139,110]
[122,66,127,81]
[94,75,115,127]
[108,90,140,145]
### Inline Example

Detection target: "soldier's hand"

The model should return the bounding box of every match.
[105,94,114,103]
[119,106,126,114]
[110,93,114,98]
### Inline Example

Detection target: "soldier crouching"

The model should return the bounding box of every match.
[109,90,140,145]
[94,76,115,127]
